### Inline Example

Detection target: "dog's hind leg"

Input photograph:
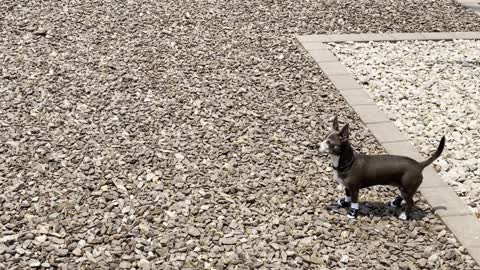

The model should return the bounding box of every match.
[400,193,414,220]
[399,175,422,220]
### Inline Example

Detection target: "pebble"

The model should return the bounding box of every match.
[139,258,151,270]
[219,237,237,245]
[428,253,439,264]
[28,259,41,267]
[56,249,69,256]
[417,258,427,267]
[119,261,131,269]
[188,227,201,237]
[72,248,82,256]
[445,249,457,260]
[34,235,47,243]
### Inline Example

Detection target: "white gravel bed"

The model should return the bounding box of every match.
[330,40,480,215]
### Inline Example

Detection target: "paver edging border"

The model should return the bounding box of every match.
[296,32,480,264]
[457,0,480,17]
[296,31,480,44]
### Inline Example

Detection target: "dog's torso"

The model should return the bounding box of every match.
[333,154,424,189]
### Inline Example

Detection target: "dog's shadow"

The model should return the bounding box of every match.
[326,200,427,220]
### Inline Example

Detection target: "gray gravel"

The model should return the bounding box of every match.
[1,0,480,269]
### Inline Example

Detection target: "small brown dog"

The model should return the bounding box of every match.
[319,116,445,220]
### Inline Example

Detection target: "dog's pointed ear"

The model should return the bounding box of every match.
[339,124,349,141]
[332,116,339,131]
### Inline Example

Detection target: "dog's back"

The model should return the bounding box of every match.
[350,154,423,188]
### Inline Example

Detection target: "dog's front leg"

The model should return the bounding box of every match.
[337,188,352,208]
[347,188,359,219]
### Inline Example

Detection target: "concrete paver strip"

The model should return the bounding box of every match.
[442,215,480,247]
[453,31,480,39]
[308,49,338,62]
[470,248,480,266]
[420,167,451,189]
[420,32,457,40]
[382,141,423,160]
[300,41,330,51]
[460,2,480,12]
[359,33,397,41]
[421,187,474,217]
[326,74,363,90]
[317,61,351,76]
[339,89,376,105]
[352,104,390,124]
[296,34,332,43]
[390,32,426,40]
[366,122,408,143]
[323,33,366,42]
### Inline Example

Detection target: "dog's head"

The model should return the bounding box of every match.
[319,116,350,155]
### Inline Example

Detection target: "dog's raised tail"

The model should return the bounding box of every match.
[420,136,445,168]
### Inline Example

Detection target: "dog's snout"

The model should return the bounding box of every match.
[319,141,329,153]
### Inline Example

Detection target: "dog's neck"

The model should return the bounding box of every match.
[330,155,340,167]
[330,143,355,172]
